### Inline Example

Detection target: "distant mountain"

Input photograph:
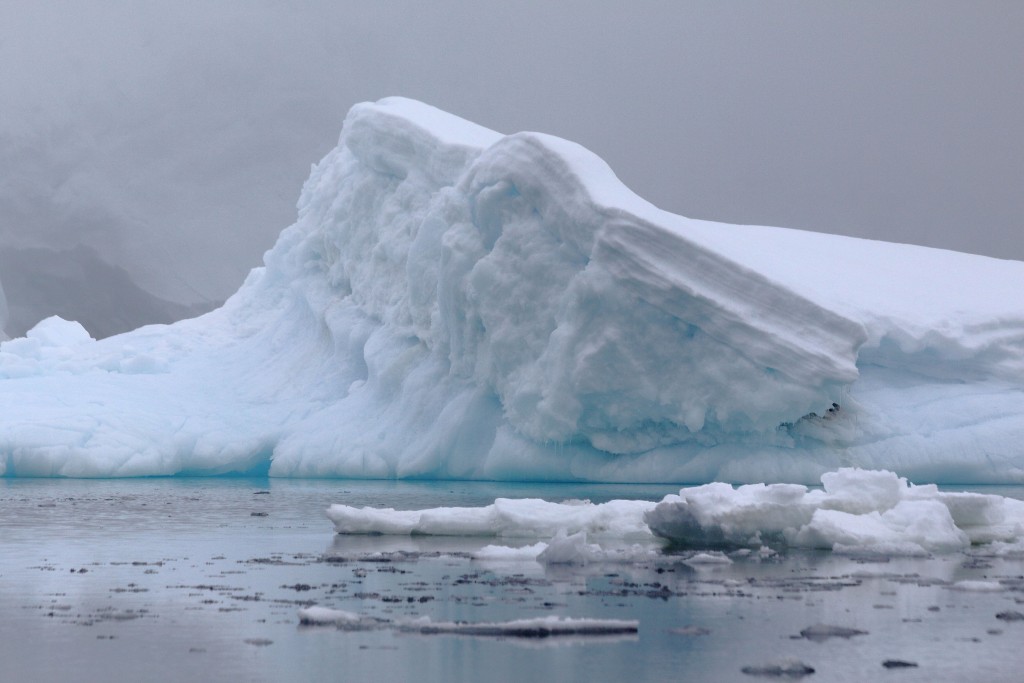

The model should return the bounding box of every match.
[0,245,216,339]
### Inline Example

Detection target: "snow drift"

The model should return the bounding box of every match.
[1,97,1023,482]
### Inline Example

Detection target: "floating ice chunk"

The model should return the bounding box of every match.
[996,610,1024,621]
[792,500,969,554]
[947,580,1004,592]
[322,468,1024,556]
[740,659,815,678]
[297,606,639,639]
[327,498,657,540]
[297,606,385,629]
[797,624,868,642]
[683,551,733,566]
[472,542,549,561]
[536,530,603,565]
[647,467,1024,554]
[644,481,819,548]
[819,468,904,515]
[396,615,639,637]
[473,534,660,565]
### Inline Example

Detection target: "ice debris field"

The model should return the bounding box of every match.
[1,96,1024,485]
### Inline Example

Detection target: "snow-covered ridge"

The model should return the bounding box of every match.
[1,97,1023,481]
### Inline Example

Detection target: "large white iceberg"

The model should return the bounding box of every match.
[1,97,1023,482]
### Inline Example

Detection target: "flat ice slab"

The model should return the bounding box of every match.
[2,97,1024,483]
[298,606,638,637]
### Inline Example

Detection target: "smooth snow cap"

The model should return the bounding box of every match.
[1,97,1024,482]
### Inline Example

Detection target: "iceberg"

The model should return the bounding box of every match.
[1,96,1023,482]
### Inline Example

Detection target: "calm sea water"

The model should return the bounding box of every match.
[1,477,1022,683]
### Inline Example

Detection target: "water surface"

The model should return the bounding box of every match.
[1,478,1022,682]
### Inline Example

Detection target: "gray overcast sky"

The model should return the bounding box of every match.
[0,1,1021,305]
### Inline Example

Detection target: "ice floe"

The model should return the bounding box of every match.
[298,606,638,638]
[329,468,1024,556]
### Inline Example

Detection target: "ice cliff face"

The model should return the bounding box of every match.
[2,97,1023,482]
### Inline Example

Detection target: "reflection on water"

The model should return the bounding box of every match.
[1,477,1022,683]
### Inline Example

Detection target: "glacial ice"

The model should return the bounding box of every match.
[644,468,1024,554]
[327,468,1024,555]
[1,96,1023,482]
[326,497,655,539]
[297,605,639,638]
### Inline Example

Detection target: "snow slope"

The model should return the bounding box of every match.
[1,97,1023,482]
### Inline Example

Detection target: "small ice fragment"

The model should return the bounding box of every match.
[995,611,1024,622]
[683,551,733,566]
[948,580,1004,592]
[798,624,868,642]
[740,659,816,677]
[297,606,388,630]
[882,660,918,669]
[243,638,273,647]
[537,530,602,565]
[472,542,548,561]
[396,615,639,637]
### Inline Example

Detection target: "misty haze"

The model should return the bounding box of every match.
[0,2,1021,336]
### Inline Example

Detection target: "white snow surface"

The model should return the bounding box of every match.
[328,468,1024,555]
[1,96,1024,482]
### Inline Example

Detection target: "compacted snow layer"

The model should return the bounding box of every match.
[328,469,1024,556]
[1,97,1024,481]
